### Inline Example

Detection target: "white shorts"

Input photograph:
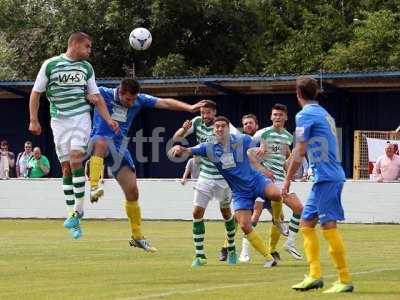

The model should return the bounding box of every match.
[193,178,232,209]
[51,113,91,163]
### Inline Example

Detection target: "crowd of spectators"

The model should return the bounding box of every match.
[0,140,50,179]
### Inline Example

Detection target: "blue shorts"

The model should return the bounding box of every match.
[232,175,271,211]
[90,135,135,177]
[104,149,135,177]
[302,181,345,224]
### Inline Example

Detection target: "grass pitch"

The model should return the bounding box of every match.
[1,220,399,300]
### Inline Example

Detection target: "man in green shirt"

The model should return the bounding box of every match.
[241,104,304,262]
[27,147,50,178]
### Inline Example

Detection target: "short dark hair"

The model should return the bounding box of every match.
[202,100,217,110]
[214,116,230,125]
[1,140,8,147]
[272,103,288,113]
[242,114,258,125]
[120,78,141,95]
[68,32,92,45]
[296,76,318,100]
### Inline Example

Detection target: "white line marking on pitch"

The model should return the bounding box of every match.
[118,267,400,300]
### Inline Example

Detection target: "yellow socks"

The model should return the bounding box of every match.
[269,224,281,253]
[301,227,321,279]
[89,156,104,188]
[125,200,142,239]
[322,228,351,283]
[247,229,273,260]
[271,200,283,223]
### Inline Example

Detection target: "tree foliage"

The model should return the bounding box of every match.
[0,0,400,78]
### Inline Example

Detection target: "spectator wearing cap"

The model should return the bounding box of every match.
[373,142,400,182]
[0,140,15,179]
[16,141,33,178]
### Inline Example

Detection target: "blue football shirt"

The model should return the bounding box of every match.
[295,103,345,182]
[191,133,266,196]
[91,87,158,148]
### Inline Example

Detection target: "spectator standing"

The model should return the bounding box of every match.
[16,141,33,177]
[242,114,259,136]
[373,142,400,182]
[0,140,15,179]
[181,156,200,185]
[27,147,50,178]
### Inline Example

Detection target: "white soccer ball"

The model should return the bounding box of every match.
[129,27,152,51]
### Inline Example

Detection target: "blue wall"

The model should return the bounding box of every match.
[1,90,399,178]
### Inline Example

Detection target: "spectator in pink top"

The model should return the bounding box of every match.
[373,142,400,182]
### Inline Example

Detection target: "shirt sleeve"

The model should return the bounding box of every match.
[190,143,208,157]
[139,93,159,108]
[288,132,294,146]
[295,112,313,142]
[32,61,49,93]
[252,129,263,146]
[302,158,309,176]
[185,158,193,171]
[242,134,254,152]
[87,69,100,95]
[99,87,113,105]
[229,123,240,135]
[373,157,381,174]
[43,156,50,168]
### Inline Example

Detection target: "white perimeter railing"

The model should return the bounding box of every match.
[0,179,399,223]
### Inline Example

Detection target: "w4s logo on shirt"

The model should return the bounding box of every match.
[58,72,85,85]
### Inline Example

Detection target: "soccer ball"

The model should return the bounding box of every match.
[129,28,152,51]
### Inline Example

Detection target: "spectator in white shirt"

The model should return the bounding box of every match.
[181,156,200,185]
[0,140,15,179]
[373,142,400,182]
[16,141,33,178]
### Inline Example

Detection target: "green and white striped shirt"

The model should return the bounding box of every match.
[185,116,238,180]
[255,126,293,182]
[33,54,99,118]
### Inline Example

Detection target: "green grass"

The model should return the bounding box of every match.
[0,220,399,300]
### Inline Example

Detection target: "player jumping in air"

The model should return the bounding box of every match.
[88,78,205,252]
[29,32,119,239]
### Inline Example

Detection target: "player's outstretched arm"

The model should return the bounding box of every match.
[168,145,193,159]
[247,148,275,182]
[155,98,207,113]
[173,120,192,142]
[29,91,42,135]
[282,141,307,197]
[87,94,120,134]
